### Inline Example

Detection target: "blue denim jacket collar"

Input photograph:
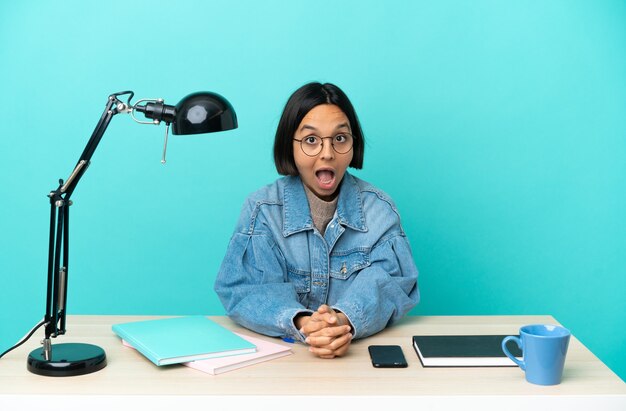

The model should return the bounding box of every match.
[282,173,367,237]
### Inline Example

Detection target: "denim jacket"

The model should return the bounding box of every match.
[214,173,419,342]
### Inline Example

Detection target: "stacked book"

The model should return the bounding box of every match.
[112,315,292,375]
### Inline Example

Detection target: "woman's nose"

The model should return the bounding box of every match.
[319,139,335,159]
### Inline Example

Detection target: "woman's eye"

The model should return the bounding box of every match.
[335,134,347,143]
[304,136,319,145]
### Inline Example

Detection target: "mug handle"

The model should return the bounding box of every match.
[502,336,525,370]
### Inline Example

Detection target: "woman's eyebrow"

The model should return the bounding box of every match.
[299,123,351,133]
[299,124,319,133]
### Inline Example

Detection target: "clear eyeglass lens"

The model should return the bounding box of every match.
[300,134,353,156]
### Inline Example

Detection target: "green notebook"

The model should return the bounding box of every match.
[112,316,256,366]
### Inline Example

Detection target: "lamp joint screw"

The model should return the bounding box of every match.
[55,200,64,207]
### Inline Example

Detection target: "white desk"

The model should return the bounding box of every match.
[1,315,624,410]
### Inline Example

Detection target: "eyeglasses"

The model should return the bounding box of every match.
[293,133,354,157]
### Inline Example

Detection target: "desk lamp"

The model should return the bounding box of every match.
[24,90,237,376]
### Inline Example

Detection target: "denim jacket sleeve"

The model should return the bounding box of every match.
[332,233,419,339]
[214,224,312,342]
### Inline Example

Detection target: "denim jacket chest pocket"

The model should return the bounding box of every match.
[329,248,371,280]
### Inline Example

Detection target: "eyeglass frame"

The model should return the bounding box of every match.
[292,133,354,157]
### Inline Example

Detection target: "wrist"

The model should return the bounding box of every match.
[294,312,312,330]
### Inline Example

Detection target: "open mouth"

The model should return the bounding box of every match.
[315,169,336,189]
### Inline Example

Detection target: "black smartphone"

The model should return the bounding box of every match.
[368,345,408,368]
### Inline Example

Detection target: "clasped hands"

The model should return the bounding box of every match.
[296,305,353,359]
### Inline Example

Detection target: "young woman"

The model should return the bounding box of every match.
[214,82,419,358]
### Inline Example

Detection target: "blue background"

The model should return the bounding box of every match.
[1,1,624,381]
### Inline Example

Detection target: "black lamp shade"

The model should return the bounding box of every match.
[172,92,238,135]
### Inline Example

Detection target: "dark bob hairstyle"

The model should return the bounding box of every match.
[273,82,365,176]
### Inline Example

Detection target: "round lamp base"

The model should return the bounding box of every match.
[27,342,107,377]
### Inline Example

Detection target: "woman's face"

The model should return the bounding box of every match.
[293,104,353,201]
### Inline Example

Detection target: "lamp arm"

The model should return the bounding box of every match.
[43,92,133,344]
[62,91,133,198]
